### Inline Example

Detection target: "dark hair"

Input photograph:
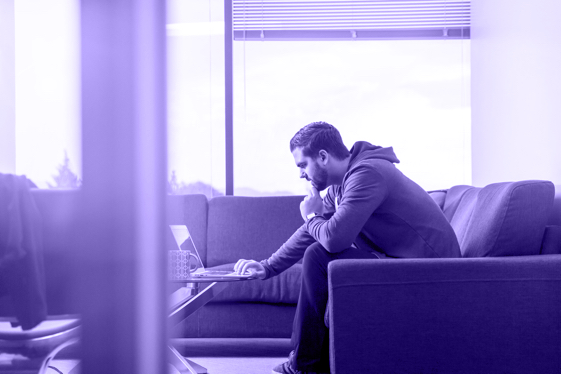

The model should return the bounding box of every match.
[290,121,350,160]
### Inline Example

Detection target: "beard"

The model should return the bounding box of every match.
[311,163,329,191]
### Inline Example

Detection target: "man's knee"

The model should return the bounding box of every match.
[303,242,329,265]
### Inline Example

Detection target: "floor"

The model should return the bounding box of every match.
[170,357,284,374]
[48,357,285,374]
[45,338,292,374]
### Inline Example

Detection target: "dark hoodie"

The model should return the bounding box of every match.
[261,141,461,278]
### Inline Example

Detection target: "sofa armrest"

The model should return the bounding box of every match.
[541,225,561,254]
[328,256,561,374]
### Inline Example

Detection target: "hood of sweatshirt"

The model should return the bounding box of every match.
[348,141,400,169]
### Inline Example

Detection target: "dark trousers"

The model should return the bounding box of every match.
[290,242,380,372]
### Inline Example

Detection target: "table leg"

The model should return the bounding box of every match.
[168,344,207,374]
[168,281,230,373]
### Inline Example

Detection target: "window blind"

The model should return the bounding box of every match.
[233,0,470,40]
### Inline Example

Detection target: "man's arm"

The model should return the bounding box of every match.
[235,187,338,279]
[234,225,315,279]
[306,165,388,253]
[322,185,337,219]
[259,223,316,279]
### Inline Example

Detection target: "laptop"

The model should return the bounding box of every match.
[169,225,252,279]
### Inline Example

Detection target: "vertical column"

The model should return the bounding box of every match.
[0,0,16,174]
[471,0,561,186]
[80,0,167,373]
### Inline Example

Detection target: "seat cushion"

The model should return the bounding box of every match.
[208,263,301,304]
[442,180,554,257]
[177,303,296,338]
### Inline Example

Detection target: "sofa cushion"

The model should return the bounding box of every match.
[178,303,296,338]
[208,263,301,304]
[206,196,303,267]
[442,180,554,257]
[427,189,447,210]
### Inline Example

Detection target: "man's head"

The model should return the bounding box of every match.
[290,121,350,191]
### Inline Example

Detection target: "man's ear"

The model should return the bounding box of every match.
[318,150,329,165]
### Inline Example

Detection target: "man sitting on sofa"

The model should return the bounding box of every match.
[234,121,461,374]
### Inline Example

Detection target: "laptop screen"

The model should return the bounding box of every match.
[169,225,205,273]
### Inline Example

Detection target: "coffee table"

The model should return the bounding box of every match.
[168,276,247,374]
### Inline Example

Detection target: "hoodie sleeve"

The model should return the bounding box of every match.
[260,187,339,278]
[305,164,388,253]
[322,185,338,217]
[260,223,316,279]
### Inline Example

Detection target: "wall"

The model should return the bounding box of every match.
[471,0,561,186]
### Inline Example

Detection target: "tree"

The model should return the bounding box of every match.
[167,171,223,199]
[48,151,81,188]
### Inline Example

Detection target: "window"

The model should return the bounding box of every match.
[2,0,81,188]
[3,0,470,194]
[165,0,471,196]
[232,0,471,194]
[167,0,226,197]
[233,39,470,194]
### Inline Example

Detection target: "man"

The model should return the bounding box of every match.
[235,121,461,374]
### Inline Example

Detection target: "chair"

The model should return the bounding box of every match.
[0,316,80,373]
[0,175,81,373]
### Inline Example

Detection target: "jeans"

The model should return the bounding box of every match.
[290,242,380,372]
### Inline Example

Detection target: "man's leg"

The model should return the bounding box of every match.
[290,242,380,372]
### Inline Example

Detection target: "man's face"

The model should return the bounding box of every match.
[292,147,329,191]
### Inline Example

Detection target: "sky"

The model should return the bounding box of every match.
[10,0,470,195]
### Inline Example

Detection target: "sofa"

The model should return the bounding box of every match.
[166,179,561,373]
[5,179,561,373]
[327,181,561,374]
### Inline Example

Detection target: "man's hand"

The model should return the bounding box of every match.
[300,187,324,221]
[234,259,266,280]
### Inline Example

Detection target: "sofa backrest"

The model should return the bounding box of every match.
[205,195,304,267]
[441,180,555,257]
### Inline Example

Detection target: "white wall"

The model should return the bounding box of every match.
[471,0,561,186]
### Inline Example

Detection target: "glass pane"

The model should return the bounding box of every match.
[11,0,81,188]
[233,39,471,195]
[167,0,225,198]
